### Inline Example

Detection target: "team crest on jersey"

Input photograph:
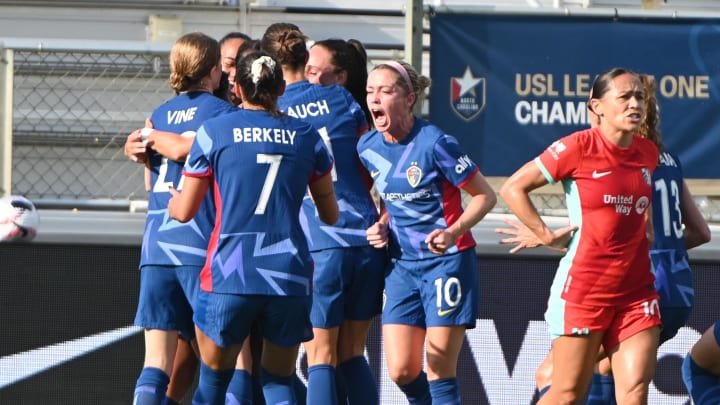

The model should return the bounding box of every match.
[635,196,650,214]
[406,164,422,188]
[451,66,486,122]
[641,168,651,185]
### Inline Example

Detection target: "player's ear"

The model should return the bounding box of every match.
[337,70,348,86]
[590,98,603,117]
[406,90,416,110]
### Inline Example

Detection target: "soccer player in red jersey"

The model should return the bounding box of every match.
[500,68,661,405]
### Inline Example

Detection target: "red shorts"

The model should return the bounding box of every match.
[547,292,662,352]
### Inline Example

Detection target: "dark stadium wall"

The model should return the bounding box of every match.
[1,244,716,404]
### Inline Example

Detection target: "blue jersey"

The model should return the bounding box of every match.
[183,109,334,296]
[652,151,693,309]
[141,92,236,267]
[279,81,377,251]
[357,118,479,260]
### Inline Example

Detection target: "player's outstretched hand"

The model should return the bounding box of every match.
[496,218,541,253]
[496,217,577,254]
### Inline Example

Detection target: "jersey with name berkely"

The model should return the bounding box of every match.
[536,127,659,306]
[357,118,478,260]
[183,109,333,296]
[141,91,236,268]
[651,150,693,309]
[279,81,377,251]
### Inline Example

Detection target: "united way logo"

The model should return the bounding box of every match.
[451,66,485,122]
[406,164,422,188]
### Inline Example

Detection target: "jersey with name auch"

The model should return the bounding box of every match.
[279,81,377,251]
[651,151,693,309]
[183,109,333,296]
[141,91,236,268]
[536,127,659,306]
[357,118,478,260]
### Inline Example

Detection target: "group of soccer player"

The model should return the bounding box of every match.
[123,20,720,405]
[124,21,498,405]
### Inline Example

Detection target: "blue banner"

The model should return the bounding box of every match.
[429,13,720,178]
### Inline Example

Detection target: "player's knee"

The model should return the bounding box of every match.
[387,366,422,386]
[615,378,649,403]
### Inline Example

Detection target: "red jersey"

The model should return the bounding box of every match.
[535,128,659,306]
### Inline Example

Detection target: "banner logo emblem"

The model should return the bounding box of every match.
[451,66,485,122]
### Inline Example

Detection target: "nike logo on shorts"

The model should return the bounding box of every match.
[437,307,457,317]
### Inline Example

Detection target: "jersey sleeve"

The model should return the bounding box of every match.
[182,124,212,178]
[433,134,478,187]
[534,133,582,185]
[345,91,369,135]
[310,130,335,183]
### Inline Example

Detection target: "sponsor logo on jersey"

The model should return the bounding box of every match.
[406,164,422,188]
[451,66,485,122]
[455,155,474,174]
[603,194,635,216]
[381,189,432,202]
[548,140,567,160]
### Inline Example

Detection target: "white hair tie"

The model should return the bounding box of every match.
[251,56,276,84]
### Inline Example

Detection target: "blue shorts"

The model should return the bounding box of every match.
[659,306,692,345]
[134,265,201,339]
[310,246,386,328]
[193,289,313,348]
[382,249,478,329]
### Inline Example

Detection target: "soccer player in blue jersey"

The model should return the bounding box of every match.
[306,38,372,126]
[358,60,497,405]
[125,32,237,405]
[261,23,387,405]
[167,51,339,405]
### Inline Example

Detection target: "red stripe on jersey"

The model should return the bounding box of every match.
[442,177,476,252]
[200,178,221,292]
[182,171,212,178]
[309,163,334,183]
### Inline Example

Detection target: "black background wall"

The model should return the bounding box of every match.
[1,244,716,404]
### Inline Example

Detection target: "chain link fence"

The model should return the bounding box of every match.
[2,40,174,209]
[2,40,719,221]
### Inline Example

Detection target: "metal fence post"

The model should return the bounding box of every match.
[0,45,13,196]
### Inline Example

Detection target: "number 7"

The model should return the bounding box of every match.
[255,153,283,215]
